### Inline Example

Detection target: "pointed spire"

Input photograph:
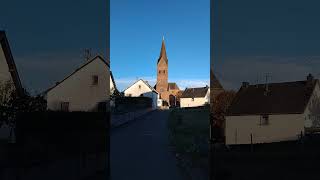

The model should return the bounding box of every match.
[158,36,168,64]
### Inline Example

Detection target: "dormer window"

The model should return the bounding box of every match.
[92,75,98,85]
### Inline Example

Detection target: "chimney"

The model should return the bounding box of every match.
[242,82,249,88]
[307,73,314,88]
[307,73,314,81]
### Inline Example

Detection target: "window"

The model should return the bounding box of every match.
[163,70,166,74]
[61,102,69,112]
[191,97,194,101]
[260,115,269,125]
[159,70,161,74]
[128,94,132,97]
[138,85,141,89]
[92,75,98,85]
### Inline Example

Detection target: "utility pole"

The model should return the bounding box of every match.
[265,73,271,92]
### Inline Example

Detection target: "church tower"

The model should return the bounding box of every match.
[156,37,168,96]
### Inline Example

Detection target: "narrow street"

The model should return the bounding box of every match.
[110,110,184,180]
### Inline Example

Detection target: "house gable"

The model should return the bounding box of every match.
[124,79,155,97]
[303,80,320,128]
[45,55,109,111]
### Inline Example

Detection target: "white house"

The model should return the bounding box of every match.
[180,86,210,108]
[123,79,159,110]
[225,74,320,145]
[45,55,110,112]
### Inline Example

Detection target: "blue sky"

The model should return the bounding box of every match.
[111,0,210,91]
[0,0,107,94]
[213,0,320,90]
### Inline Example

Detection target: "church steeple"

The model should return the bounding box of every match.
[158,36,168,64]
[156,37,169,97]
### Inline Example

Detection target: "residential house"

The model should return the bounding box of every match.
[180,86,210,108]
[225,74,320,145]
[45,55,110,112]
[123,79,159,110]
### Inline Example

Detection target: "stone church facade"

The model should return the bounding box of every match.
[154,38,181,107]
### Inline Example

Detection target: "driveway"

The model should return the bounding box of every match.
[110,110,184,180]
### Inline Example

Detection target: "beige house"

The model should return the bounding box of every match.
[180,86,210,108]
[45,55,110,112]
[225,74,320,145]
[123,79,159,110]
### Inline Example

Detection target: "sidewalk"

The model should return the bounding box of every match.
[111,108,154,128]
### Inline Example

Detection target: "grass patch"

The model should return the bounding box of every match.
[168,107,209,163]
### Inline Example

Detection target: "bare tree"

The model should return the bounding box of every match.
[0,80,46,128]
[211,90,236,142]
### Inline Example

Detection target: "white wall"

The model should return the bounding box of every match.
[143,91,158,110]
[110,75,115,95]
[46,57,109,112]
[225,114,304,145]
[304,81,320,128]
[124,80,159,109]
[180,89,210,108]
[124,80,152,97]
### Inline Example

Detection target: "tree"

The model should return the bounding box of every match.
[110,88,123,111]
[0,80,47,128]
[210,90,236,142]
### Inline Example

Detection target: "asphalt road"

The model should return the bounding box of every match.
[110,110,184,180]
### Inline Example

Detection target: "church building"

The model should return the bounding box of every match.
[154,38,181,107]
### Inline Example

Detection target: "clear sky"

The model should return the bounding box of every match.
[111,0,210,91]
[213,0,320,90]
[0,0,107,94]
